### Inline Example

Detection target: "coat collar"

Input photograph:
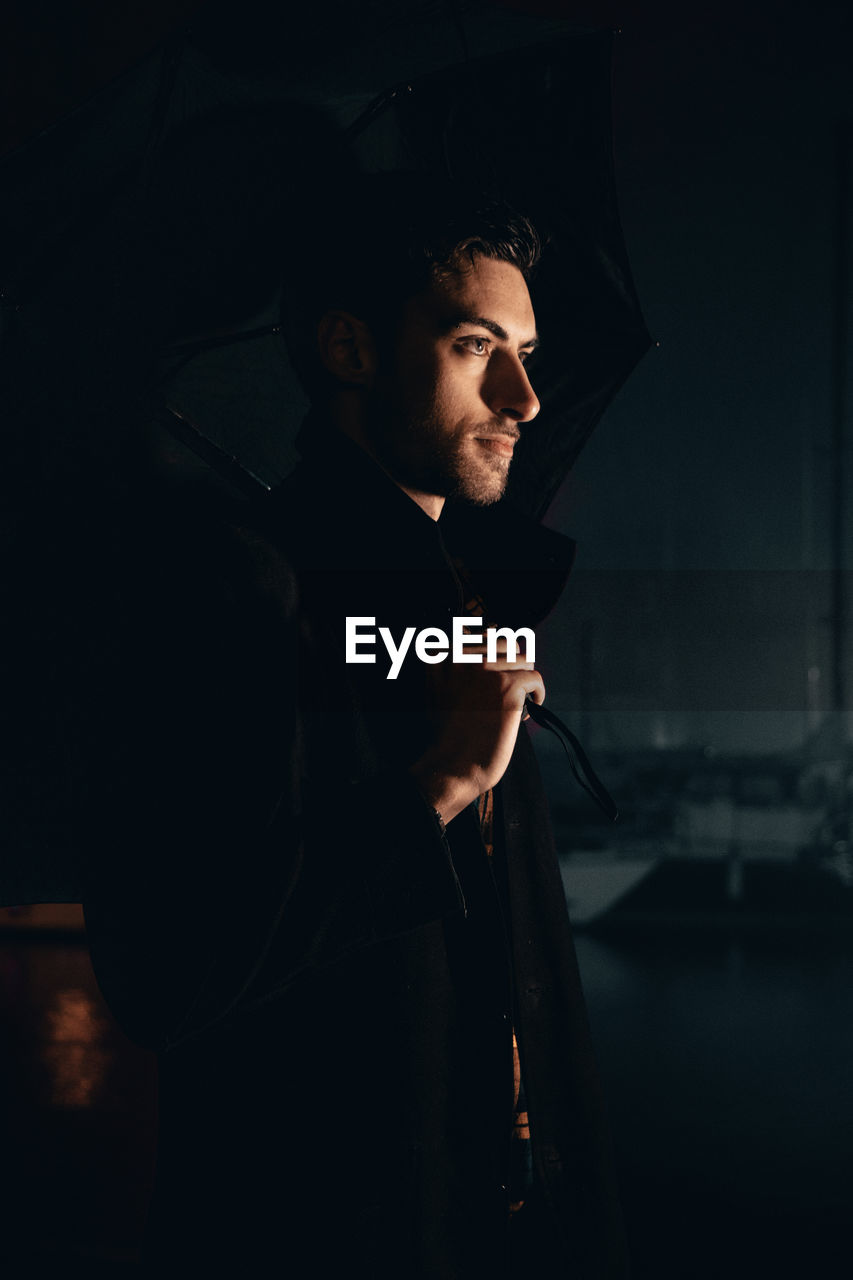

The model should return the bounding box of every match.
[269,412,575,628]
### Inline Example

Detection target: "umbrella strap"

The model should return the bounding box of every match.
[524,700,618,823]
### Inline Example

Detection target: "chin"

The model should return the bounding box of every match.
[451,466,509,507]
[410,440,511,506]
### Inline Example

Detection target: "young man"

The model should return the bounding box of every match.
[82,179,627,1277]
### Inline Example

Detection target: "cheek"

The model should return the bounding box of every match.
[389,343,438,410]
[389,341,482,435]
[403,357,456,426]
[429,355,481,420]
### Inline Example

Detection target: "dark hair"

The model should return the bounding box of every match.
[281,172,542,401]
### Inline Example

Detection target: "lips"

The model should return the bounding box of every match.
[474,435,517,458]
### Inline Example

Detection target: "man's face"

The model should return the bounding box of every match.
[367,255,540,508]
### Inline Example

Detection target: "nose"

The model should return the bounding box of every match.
[485,351,540,424]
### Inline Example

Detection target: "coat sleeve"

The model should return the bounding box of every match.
[78,490,465,1050]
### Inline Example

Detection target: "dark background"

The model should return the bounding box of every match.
[1,1,852,1276]
[543,0,852,752]
[542,5,853,1275]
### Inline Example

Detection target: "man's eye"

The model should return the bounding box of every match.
[459,336,490,356]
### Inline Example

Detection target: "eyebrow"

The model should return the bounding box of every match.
[446,313,540,351]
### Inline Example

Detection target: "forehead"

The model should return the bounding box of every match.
[412,255,537,338]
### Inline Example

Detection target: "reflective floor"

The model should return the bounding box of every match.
[1,917,851,1277]
[577,924,853,1280]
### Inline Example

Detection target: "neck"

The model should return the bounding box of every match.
[330,391,445,522]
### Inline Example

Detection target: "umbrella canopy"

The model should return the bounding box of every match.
[156,28,650,519]
[1,0,650,904]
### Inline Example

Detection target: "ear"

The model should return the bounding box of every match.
[316,310,377,387]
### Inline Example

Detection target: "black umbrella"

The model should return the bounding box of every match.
[1,0,650,904]
[156,28,650,518]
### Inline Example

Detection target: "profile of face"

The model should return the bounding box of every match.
[319,254,541,516]
[370,255,541,511]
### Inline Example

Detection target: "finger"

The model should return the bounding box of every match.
[455,645,535,665]
[456,643,536,672]
[525,672,546,706]
[505,669,545,709]
[482,660,536,673]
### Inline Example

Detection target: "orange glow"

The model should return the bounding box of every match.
[43,987,111,1108]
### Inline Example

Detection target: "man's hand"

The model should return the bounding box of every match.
[408,637,545,825]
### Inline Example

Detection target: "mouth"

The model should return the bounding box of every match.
[473,434,517,459]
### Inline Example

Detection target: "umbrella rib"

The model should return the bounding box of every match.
[345,83,413,141]
[159,323,284,382]
[161,405,271,497]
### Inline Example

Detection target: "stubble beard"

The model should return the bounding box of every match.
[369,396,511,507]
[440,427,511,506]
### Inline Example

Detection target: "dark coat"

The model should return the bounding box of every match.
[79,422,628,1278]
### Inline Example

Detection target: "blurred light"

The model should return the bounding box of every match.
[43,987,110,1108]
